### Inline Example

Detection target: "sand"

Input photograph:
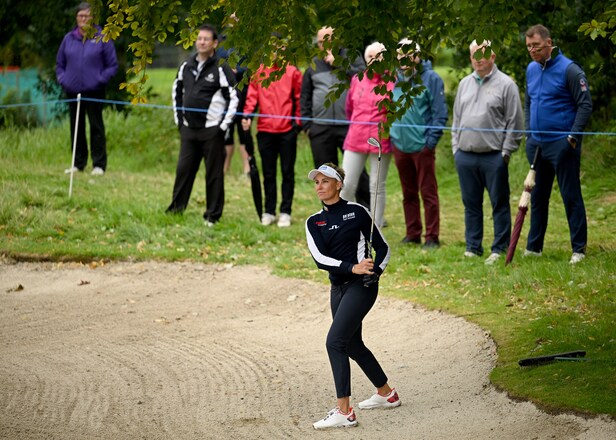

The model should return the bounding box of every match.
[1,261,614,439]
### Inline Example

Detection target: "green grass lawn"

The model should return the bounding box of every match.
[1,68,615,416]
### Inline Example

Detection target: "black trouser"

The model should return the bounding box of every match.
[167,126,225,223]
[327,278,388,398]
[257,130,297,216]
[308,124,370,209]
[67,90,107,170]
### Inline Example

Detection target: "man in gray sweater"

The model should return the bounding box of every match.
[452,40,523,265]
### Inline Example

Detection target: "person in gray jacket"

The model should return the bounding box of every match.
[300,26,370,209]
[452,40,523,265]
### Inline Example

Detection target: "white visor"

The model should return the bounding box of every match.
[308,165,343,182]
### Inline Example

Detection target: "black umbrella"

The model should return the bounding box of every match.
[243,129,263,219]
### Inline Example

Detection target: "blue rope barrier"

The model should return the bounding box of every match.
[1,96,614,138]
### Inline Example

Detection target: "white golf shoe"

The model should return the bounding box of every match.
[277,213,291,227]
[313,407,357,429]
[358,388,401,410]
[485,253,501,265]
[261,213,276,226]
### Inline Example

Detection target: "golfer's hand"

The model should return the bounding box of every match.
[352,258,374,275]
[241,118,251,131]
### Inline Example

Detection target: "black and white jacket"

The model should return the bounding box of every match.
[173,53,238,131]
[306,199,390,285]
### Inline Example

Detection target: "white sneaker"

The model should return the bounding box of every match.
[64,166,81,174]
[261,213,276,226]
[277,213,291,227]
[205,221,216,228]
[485,253,501,265]
[523,249,542,257]
[313,407,358,429]
[358,388,401,410]
[464,251,479,258]
[91,167,105,176]
[570,252,585,264]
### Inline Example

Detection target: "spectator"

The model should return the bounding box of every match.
[300,26,370,208]
[56,1,118,176]
[523,25,593,265]
[166,24,239,226]
[216,23,251,176]
[452,40,523,264]
[241,36,302,228]
[390,39,448,249]
[340,42,395,228]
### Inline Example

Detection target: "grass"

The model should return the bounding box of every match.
[1,68,615,417]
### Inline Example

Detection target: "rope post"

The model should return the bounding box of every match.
[68,93,82,198]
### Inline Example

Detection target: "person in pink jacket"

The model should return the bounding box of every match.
[340,42,394,228]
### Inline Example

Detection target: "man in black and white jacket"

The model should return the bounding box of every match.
[167,24,238,226]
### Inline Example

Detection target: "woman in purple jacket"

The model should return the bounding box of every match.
[56,2,118,176]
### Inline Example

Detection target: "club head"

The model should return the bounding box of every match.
[367,137,381,149]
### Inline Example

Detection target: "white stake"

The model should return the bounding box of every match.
[68,93,82,198]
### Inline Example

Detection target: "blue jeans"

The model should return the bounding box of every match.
[525,137,587,254]
[455,150,511,255]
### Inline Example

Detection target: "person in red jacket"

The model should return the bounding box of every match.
[242,40,302,227]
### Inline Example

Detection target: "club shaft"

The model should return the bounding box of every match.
[367,144,382,257]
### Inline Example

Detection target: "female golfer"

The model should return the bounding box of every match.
[305,163,401,429]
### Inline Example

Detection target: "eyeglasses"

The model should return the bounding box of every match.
[526,45,551,52]
[77,14,91,19]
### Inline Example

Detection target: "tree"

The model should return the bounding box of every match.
[3,1,613,124]
[100,0,532,121]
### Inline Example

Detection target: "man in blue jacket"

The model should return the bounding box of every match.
[524,25,593,265]
[56,2,118,176]
[390,39,448,249]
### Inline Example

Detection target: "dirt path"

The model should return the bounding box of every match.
[0,261,614,439]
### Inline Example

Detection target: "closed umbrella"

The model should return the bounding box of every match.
[505,147,540,265]
[243,129,263,220]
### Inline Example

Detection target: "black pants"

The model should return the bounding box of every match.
[68,91,107,170]
[327,278,388,398]
[167,126,226,223]
[308,124,370,209]
[257,130,297,216]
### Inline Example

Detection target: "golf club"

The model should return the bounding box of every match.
[364,136,382,286]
